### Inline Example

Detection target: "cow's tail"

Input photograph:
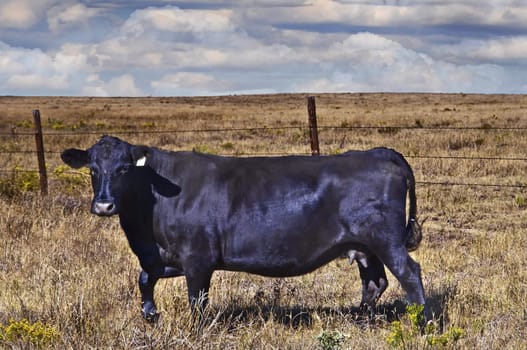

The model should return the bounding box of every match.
[371,148,422,251]
[404,162,422,252]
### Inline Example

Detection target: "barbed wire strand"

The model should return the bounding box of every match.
[2,123,527,137]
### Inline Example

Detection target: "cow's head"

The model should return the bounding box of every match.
[61,136,148,216]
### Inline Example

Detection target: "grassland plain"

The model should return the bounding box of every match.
[0,93,526,349]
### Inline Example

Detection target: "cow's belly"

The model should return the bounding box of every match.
[220,217,354,277]
[217,193,389,277]
[221,242,352,277]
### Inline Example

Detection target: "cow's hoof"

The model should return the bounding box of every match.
[142,310,160,323]
[359,302,375,317]
[141,302,160,323]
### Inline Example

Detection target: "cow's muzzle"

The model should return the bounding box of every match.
[92,200,118,216]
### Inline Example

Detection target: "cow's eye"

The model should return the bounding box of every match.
[117,165,130,175]
[90,167,99,177]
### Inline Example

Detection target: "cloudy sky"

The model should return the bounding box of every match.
[1,0,526,96]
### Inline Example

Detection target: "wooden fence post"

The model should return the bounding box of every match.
[307,96,320,156]
[33,110,48,196]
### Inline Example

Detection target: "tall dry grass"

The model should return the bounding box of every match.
[1,93,526,349]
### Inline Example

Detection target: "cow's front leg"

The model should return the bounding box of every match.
[185,267,213,316]
[139,269,159,322]
[139,267,182,322]
[184,266,213,332]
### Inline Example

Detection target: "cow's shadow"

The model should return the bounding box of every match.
[205,285,454,330]
[212,303,395,329]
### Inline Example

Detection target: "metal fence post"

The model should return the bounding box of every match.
[307,96,320,156]
[33,110,48,196]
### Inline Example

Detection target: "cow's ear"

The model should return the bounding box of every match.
[61,149,89,169]
[131,146,149,167]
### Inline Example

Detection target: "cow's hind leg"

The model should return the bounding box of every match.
[375,243,428,320]
[357,255,388,309]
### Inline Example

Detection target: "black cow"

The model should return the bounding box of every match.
[61,136,426,321]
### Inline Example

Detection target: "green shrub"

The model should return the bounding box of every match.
[386,304,464,349]
[221,142,235,151]
[0,168,40,197]
[193,145,218,154]
[0,318,60,348]
[47,118,66,130]
[16,120,33,129]
[316,330,346,350]
[53,165,90,193]
[515,195,526,209]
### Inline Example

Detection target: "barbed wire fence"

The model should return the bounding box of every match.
[0,97,526,196]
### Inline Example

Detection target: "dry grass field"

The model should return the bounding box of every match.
[0,93,526,349]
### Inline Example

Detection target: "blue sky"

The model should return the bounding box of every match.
[1,0,526,96]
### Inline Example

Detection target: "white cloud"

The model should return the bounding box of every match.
[105,74,143,96]
[0,42,70,91]
[123,6,235,34]
[81,74,107,96]
[432,36,527,65]
[294,32,515,94]
[86,5,301,72]
[242,0,527,28]
[151,72,231,96]
[5,74,64,90]
[0,0,38,29]
[0,40,140,95]
[300,33,442,92]
[81,74,143,97]
[47,3,103,32]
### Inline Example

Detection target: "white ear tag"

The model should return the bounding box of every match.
[135,156,146,167]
